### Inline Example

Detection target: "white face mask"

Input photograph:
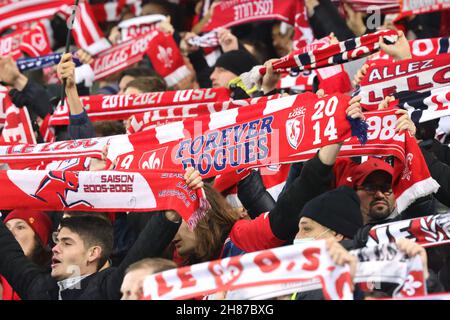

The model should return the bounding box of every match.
[293,238,315,244]
[293,228,331,244]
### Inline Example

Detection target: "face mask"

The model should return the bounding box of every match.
[293,238,315,244]
[293,229,331,244]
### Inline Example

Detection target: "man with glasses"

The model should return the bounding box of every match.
[352,158,396,225]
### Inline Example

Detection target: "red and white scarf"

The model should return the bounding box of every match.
[0,136,110,169]
[0,95,438,212]
[0,93,354,169]
[143,31,192,87]
[0,169,209,228]
[351,243,427,298]
[0,0,71,32]
[396,85,450,124]
[201,0,298,33]
[117,14,165,42]
[367,213,450,248]
[142,240,353,300]
[292,0,314,52]
[55,1,111,55]
[226,242,427,300]
[400,0,450,16]
[331,0,400,14]
[0,86,36,145]
[367,36,450,64]
[89,30,190,86]
[187,31,219,48]
[127,94,279,134]
[241,30,398,90]
[0,28,28,59]
[91,0,142,23]
[0,0,110,55]
[49,88,231,126]
[19,21,52,57]
[107,93,355,174]
[358,53,450,110]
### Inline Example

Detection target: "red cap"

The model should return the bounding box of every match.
[351,158,394,187]
[4,210,52,246]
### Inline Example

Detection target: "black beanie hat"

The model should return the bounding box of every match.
[301,186,363,239]
[214,50,259,76]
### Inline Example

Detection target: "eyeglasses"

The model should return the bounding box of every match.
[356,184,393,196]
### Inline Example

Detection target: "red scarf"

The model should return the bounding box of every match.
[0,0,110,55]
[127,94,279,134]
[49,88,231,126]
[91,0,142,23]
[367,213,450,248]
[117,14,164,42]
[19,21,52,58]
[108,93,354,175]
[0,28,27,59]
[142,240,353,300]
[143,31,192,87]
[90,30,190,86]
[400,0,450,16]
[201,0,298,33]
[358,53,450,110]
[0,88,36,145]
[0,169,209,229]
[241,30,398,90]
[292,0,314,51]
[278,36,352,94]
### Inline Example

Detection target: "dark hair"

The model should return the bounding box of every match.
[126,258,176,275]
[190,183,240,264]
[142,0,182,30]
[125,76,167,93]
[59,216,113,270]
[30,234,52,268]
[94,120,126,137]
[63,211,110,221]
[119,67,157,83]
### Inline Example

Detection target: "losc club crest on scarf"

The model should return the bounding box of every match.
[286,107,305,149]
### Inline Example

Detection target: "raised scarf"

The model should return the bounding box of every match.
[0,169,209,229]
[142,240,353,300]
[367,213,450,248]
[201,0,298,33]
[49,88,231,126]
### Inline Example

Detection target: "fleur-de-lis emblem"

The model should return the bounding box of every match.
[401,274,422,296]
[401,153,413,181]
[157,45,173,69]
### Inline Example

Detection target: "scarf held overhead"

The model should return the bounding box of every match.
[108,93,355,176]
[89,30,190,86]
[0,169,209,229]
[358,53,450,110]
[126,94,280,135]
[226,242,426,300]
[367,213,450,248]
[142,240,353,300]
[49,88,231,126]
[201,0,298,33]
[240,29,399,90]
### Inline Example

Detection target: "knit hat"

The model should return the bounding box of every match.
[301,186,363,239]
[351,157,394,187]
[214,50,259,76]
[4,210,52,246]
